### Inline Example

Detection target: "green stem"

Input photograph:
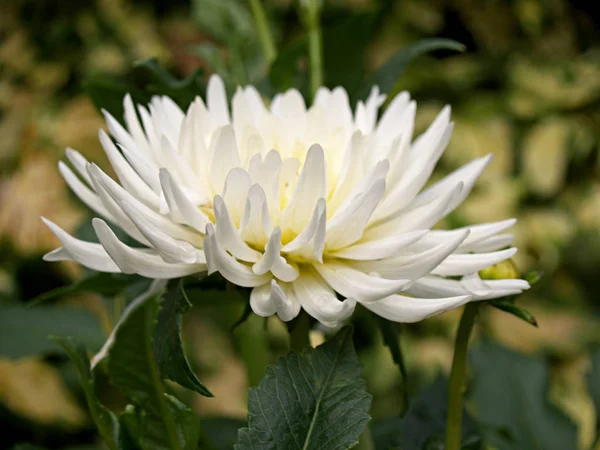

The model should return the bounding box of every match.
[248,0,277,64]
[445,303,480,450]
[290,311,311,351]
[355,424,374,450]
[234,314,269,387]
[307,15,323,99]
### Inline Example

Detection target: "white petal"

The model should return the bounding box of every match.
[413,154,493,217]
[58,161,116,223]
[330,230,427,260]
[250,150,282,215]
[373,122,453,221]
[207,75,230,126]
[250,280,300,322]
[432,248,518,277]
[240,184,273,247]
[407,274,529,300]
[102,109,137,154]
[161,136,202,192]
[123,94,152,157]
[328,131,366,213]
[213,195,261,262]
[159,169,210,233]
[292,270,356,327]
[282,144,326,233]
[92,218,204,278]
[249,282,276,317]
[410,218,517,252]
[252,227,299,282]
[314,262,411,303]
[354,230,469,280]
[120,200,198,264]
[210,125,241,194]
[222,167,252,226]
[281,198,326,262]
[98,130,160,208]
[355,86,386,135]
[332,159,389,218]
[65,148,93,186]
[117,143,161,193]
[204,224,270,287]
[461,234,514,253]
[325,179,386,250]
[363,294,473,323]
[87,165,150,245]
[42,217,120,272]
[88,164,203,245]
[365,182,463,239]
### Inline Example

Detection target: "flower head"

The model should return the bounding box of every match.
[43,75,529,326]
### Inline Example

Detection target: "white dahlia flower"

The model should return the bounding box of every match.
[43,75,529,327]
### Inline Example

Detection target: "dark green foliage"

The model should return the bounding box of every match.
[152,281,213,397]
[469,340,578,450]
[0,305,106,358]
[236,327,372,450]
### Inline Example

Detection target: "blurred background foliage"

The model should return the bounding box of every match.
[1,0,599,449]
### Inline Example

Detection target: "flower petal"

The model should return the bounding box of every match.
[431,247,518,277]
[252,227,299,282]
[98,129,160,208]
[330,229,427,260]
[207,75,230,126]
[58,161,116,223]
[92,218,204,278]
[281,198,326,262]
[88,163,202,245]
[353,229,469,280]
[292,270,355,327]
[204,223,270,287]
[250,280,300,321]
[42,217,120,272]
[210,125,241,194]
[282,144,326,233]
[363,294,473,323]
[314,261,411,303]
[407,274,530,300]
[120,200,199,264]
[325,179,386,250]
[413,154,493,218]
[213,195,261,263]
[240,184,273,247]
[159,169,210,232]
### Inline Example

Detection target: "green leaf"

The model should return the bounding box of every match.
[354,38,466,101]
[489,301,538,327]
[52,337,119,450]
[370,377,481,450]
[105,284,199,450]
[84,78,151,124]
[0,305,106,358]
[200,417,247,450]
[235,326,372,450]
[152,281,212,397]
[28,272,142,307]
[134,58,205,107]
[376,318,409,416]
[470,340,577,450]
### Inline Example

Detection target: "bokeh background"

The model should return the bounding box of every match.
[1,0,599,449]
